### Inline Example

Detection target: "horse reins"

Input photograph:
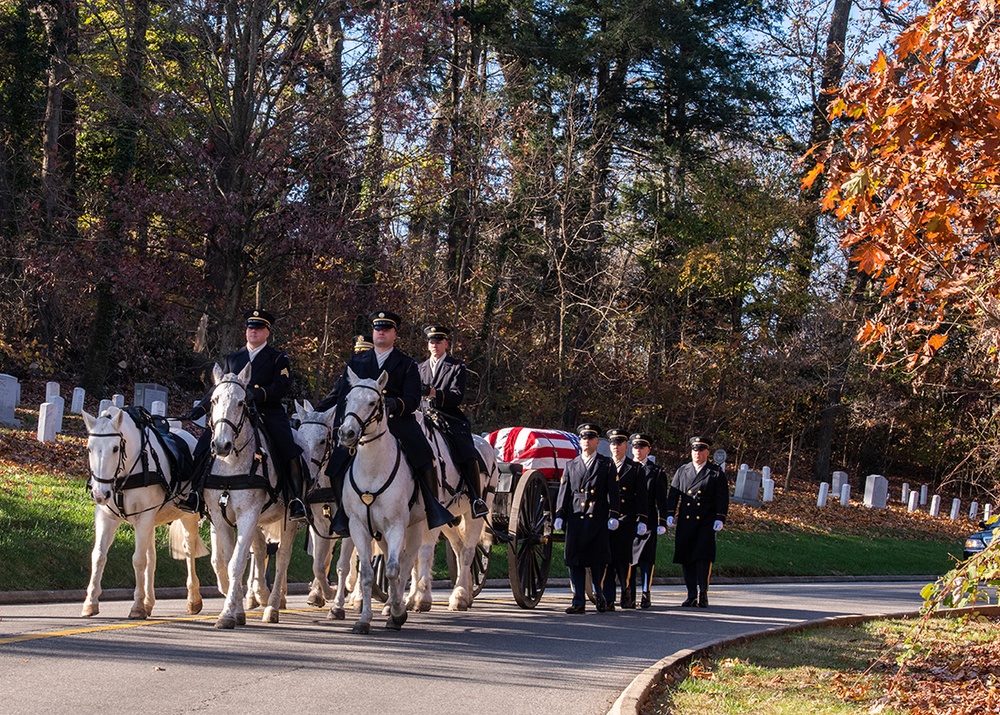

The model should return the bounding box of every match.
[87,417,171,519]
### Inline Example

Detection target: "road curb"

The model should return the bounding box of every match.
[606,603,1000,715]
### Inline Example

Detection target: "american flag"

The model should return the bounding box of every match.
[487,427,581,481]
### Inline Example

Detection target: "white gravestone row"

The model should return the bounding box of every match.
[0,373,20,427]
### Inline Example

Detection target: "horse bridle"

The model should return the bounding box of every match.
[298,418,335,471]
[87,418,169,518]
[209,378,253,456]
[341,383,387,452]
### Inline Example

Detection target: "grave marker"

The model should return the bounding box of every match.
[71,387,85,414]
[929,494,942,518]
[840,483,851,506]
[970,501,979,521]
[112,394,125,408]
[0,374,20,427]
[732,468,762,507]
[45,381,60,399]
[817,482,830,508]
[907,491,919,513]
[99,398,112,415]
[37,402,57,443]
[950,498,961,521]
[864,475,888,509]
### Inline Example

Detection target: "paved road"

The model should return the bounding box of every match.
[0,581,928,715]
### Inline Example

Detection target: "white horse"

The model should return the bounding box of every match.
[407,419,498,612]
[334,368,435,633]
[81,407,207,619]
[293,399,360,609]
[202,362,300,629]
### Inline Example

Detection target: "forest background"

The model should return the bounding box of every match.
[1,0,996,502]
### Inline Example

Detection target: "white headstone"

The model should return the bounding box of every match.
[929,494,941,518]
[840,483,850,506]
[14,380,20,406]
[950,498,961,521]
[901,482,910,504]
[970,501,979,521]
[99,398,112,415]
[112,394,125,408]
[832,471,849,493]
[761,465,771,481]
[817,482,830,507]
[0,374,20,427]
[37,402,57,443]
[45,381,60,399]
[151,400,166,417]
[864,475,889,509]
[907,491,919,513]
[48,394,65,434]
[733,469,762,506]
[71,387,85,414]
[919,485,928,506]
[762,478,775,502]
[986,504,993,522]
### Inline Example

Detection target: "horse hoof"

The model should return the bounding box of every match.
[307,593,325,608]
[263,606,279,623]
[416,600,432,613]
[352,622,371,635]
[187,600,203,615]
[236,612,247,626]
[329,608,346,621]
[385,611,407,630]
[215,616,236,630]
[81,605,98,618]
[128,607,147,620]
[244,596,260,611]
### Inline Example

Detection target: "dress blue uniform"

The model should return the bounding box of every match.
[555,424,617,613]
[629,433,669,608]
[606,428,648,609]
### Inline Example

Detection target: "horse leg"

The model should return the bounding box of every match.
[308,530,333,607]
[175,516,204,615]
[386,526,417,630]
[449,523,476,611]
[217,508,260,629]
[244,529,266,610]
[328,538,351,620]
[82,507,121,617]
[127,514,157,619]
[209,520,230,597]
[142,525,157,616]
[409,537,435,613]
[348,526,374,634]
[346,544,362,609]
[263,520,299,623]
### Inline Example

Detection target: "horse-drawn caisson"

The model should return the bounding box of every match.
[80,379,579,628]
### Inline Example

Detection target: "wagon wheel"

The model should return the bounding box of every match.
[507,469,553,608]
[370,554,388,603]
[446,538,493,598]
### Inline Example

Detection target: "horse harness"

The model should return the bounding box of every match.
[343,383,407,542]
[203,378,280,528]
[299,417,341,540]
[86,408,173,519]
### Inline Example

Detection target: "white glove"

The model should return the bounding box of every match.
[607,518,619,531]
[554,518,563,531]
[636,522,647,536]
[656,525,666,535]
[666,516,674,528]
[713,520,724,532]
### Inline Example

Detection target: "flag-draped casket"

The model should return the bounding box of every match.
[486,427,581,481]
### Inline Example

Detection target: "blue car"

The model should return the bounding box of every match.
[964,515,999,559]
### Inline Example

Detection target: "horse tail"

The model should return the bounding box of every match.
[169,519,209,559]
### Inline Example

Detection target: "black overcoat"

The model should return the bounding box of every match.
[609,457,648,565]
[555,453,616,567]
[192,344,301,463]
[317,348,435,472]
[633,460,669,565]
[417,354,478,464]
[664,461,729,564]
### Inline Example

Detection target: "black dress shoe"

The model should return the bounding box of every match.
[565,604,585,614]
[596,599,608,613]
[640,592,651,609]
[681,597,698,607]
[606,602,616,612]
[177,492,200,514]
[288,499,308,522]
[698,594,709,608]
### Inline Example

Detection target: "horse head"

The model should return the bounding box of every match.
[338,367,389,449]
[82,407,138,505]
[210,361,253,459]
[294,399,337,477]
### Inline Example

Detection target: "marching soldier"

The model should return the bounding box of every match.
[179,308,307,521]
[629,433,669,608]
[663,436,730,608]
[418,325,488,518]
[605,428,648,609]
[315,310,456,534]
[554,423,617,614]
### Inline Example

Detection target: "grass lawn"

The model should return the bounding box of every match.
[644,615,1000,715]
